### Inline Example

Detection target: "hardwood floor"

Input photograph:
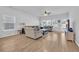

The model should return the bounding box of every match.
[0,32,79,52]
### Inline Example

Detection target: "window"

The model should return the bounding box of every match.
[2,15,16,30]
[4,23,14,30]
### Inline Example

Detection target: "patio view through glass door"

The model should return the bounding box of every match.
[40,19,68,32]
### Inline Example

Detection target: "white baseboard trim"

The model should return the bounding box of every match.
[75,40,79,47]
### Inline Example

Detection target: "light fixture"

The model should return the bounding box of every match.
[44,10,48,16]
[44,10,51,16]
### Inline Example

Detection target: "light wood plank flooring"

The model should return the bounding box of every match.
[0,32,79,52]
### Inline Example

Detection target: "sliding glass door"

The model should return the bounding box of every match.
[40,20,51,27]
[40,19,68,32]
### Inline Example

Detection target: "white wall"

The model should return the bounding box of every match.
[40,12,69,20]
[70,7,79,46]
[0,7,39,38]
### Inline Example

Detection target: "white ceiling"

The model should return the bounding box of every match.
[8,6,75,16]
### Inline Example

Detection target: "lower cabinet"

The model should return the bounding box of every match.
[66,32,74,41]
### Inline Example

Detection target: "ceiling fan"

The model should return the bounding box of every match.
[44,10,51,16]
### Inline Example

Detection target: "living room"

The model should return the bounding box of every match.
[0,6,79,52]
